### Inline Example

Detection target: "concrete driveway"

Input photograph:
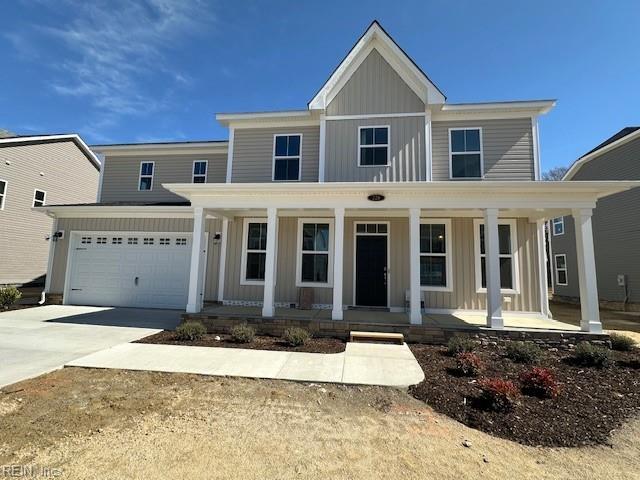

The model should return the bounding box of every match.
[0,305,180,388]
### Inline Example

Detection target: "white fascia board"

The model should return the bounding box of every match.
[33,205,197,219]
[91,142,229,157]
[216,110,311,122]
[563,128,640,180]
[438,100,556,115]
[0,134,101,170]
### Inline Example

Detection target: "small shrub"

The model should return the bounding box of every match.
[447,337,477,356]
[230,323,255,343]
[573,342,612,368]
[505,341,542,364]
[454,352,484,377]
[478,378,520,412]
[0,286,22,309]
[175,321,206,341]
[519,367,560,399]
[609,333,636,352]
[283,327,310,347]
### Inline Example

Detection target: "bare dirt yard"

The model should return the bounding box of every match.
[1,367,639,479]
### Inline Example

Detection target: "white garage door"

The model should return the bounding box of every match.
[66,232,198,309]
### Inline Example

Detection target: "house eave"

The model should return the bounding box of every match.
[33,205,196,219]
[0,134,101,170]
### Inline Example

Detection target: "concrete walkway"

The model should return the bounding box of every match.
[67,342,425,388]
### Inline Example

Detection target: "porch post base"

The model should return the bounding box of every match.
[186,303,200,314]
[581,319,603,334]
[410,312,422,325]
[487,315,504,329]
[331,309,343,321]
[261,307,274,318]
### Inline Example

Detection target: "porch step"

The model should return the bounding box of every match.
[349,331,404,345]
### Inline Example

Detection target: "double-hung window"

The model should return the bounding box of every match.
[242,219,268,284]
[554,254,568,286]
[358,126,389,166]
[297,220,333,286]
[420,219,452,291]
[474,219,519,293]
[552,217,564,236]
[139,162,154,191]
[273,134,301,181]
[33,189,46,207]
[450,128,483,179]
[0,180,7,210]
[192,160,207,183]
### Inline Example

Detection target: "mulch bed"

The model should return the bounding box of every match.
[136,330,345,354]
[408,343,640,447]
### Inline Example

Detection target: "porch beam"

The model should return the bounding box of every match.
[186,206,206,313]
[573,208,602,333]
[484,208,504,328]
[409,208,422,324]
[262,207,278,318]
[331,207,345,320]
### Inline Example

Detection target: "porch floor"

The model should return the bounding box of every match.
[201,305,580,332]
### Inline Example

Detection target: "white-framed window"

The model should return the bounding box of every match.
[111,237,122,245]
[192,160,207,183]
[97,237,107,245]
[127,237,138,245]
[143,237,154,245]
[272,134,302,181]
[358,126,390,167]
[554,254,568,286]
[0,179,7,210]
[241,218,269,285]
[159,237,170,245]
[81,236,92,244]
[552,217,564,236]
[473,218,519,294]
[420,219,453,291]
[175,238,187,246]
[33,189,46,207]
[138,161,154,191]
[449,128,483,179]
[296,218,334,287]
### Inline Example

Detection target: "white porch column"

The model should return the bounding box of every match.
[484,208,504,329]
[331,207,345,320]
[186,207,206,313]
[536,219,551,318]
[262,207,278,318]
[573,208,602,333]
[216,218,229,302]
[409,208,422,325]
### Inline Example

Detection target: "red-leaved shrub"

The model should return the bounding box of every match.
[454,352,484,377]
[519,367,560,399]
[478,378,520,412]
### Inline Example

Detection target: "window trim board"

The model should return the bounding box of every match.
[420,218,453,292]
[33,188,46,207]
[272,133,303,182]
[357,125,391,167]
[240,217,271,286]
[554,253,568,286]
[552,217,565,236]
[192,160,208,183]
[448,127,484,180]
[0,178,7,210]
[472,217,520,294]
[295,217,335,288]
[138,161,155,191]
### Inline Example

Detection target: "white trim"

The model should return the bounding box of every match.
[424,307,547,320]
[473,218,520,294]
[440,100,555,114]
[325,112,427,121]
[331,207,345,320]
[187,207,206,313]
[217,110,311,121]
[554,253,568,286]
[319,114,326,182]
[409,209,421,324]
[536,219,551,317]
[91,142,227,153]
[572,208,601,332]
[552,217,564,236]
[192,160,208,183]
[225,128,234,183]
[352,221,391,308]
[357,125,390,167]
[272,133,303,182]
[43,217,58,295]
[448,127,484,179]
[138,161,154,191]
[96,153,105,202]
[295,218,335,287]
[531,115,541,181]
[33,188,46,207]
[240,217,268,286]
[425,111,432,181]
[420,218,453,292]
[0,134,101,169]
[262,207,278,317]
[217,219,229,302]
[0,178,7,210]
[547,221,556,293]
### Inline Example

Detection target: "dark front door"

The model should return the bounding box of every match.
[355,235,388,307]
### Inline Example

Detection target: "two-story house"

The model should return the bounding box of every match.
[36,21,636,334]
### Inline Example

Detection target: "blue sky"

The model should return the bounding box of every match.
[1,0,639,172]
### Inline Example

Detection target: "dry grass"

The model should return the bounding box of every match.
[1,367,639,479]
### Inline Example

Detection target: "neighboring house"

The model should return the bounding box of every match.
[35,21,636,333]
[0,134,100,286]
[550,127,640,309]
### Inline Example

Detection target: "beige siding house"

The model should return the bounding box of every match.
[36,21,637,334]
[0,134,99,286]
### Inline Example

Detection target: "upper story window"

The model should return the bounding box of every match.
[139,162,154,191]
[552,217,564,236]
[193,160,208,183]
[241,219,268,284]
[358,126,389,167]
[450,128,483,179]
[273,134,302,181]
[474,219,519,293]
[0,179,6,210]
[420,219,452,291]
[33,189,46,207]
[296,219,334,287]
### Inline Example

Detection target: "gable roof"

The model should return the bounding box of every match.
[564,127,640,180]
[0,134,100,170]
[308,20,446,110]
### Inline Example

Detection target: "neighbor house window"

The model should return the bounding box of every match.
[555,254,568,286]
[33,189,46,207]
[273,134,301,181]
[297,220,333,287]
[0,180,7,210]
[552,217,564,236]
[358,126,389,166]
[242,219,268,284]
[474,219,519,293]
[139,162,154,191]
[450,128,483,179]
[420,219,452,291]
[193,160,207,183]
